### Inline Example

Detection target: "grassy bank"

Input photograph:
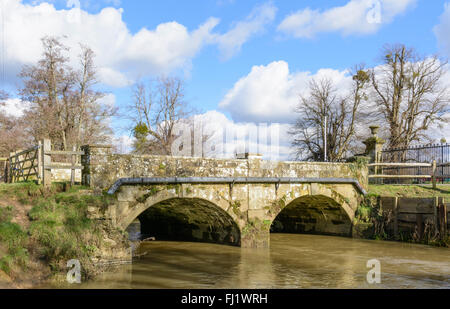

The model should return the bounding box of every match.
[0,182,129,288]
[368,184,450,198]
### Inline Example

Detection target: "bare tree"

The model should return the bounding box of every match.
[19,36,115,150]
[0,91,31,156]
[19,36,72,149]
[129,77,191,155]
[370,44,450,150]
[290,68,370,162]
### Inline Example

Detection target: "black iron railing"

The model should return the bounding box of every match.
[380,143,450,184]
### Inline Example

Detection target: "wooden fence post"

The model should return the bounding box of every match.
[37,140,43,185]
[9,151,15,183]
[394,197,399,239]
[432,160,437,189]
[42,139,52,187]
[438,198,447,239]
[70,145,76,186]
[434,197,439,236]
[4,159,9,184]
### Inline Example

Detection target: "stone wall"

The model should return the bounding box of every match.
[51,163,82,182]
[81,145,368,191]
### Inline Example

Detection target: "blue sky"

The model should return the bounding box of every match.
[1,0,450,156]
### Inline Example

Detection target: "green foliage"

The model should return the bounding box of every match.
[0,183,124,279]
[136,186,160,204]
[27,191,106,268]
[0,206,13,222]
[353,70,370,83]
[229,201,243,218]
[133,122,149,139]
[355,203,372,223]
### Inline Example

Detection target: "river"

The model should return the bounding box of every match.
[69,234,449,289]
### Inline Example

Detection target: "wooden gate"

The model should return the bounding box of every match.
[8,139,84,186]
[9,143,42,183]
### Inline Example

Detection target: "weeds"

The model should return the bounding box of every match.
[0,182,126,280]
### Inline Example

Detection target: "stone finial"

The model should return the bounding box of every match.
[369,126,380,136]
[235,153,263,160]
[363,126,385,163]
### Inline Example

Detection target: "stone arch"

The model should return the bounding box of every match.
[268,183,358,223]
[270,194,353,237]
[116,186,241,246]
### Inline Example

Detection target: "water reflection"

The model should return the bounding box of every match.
[76,234,449,289]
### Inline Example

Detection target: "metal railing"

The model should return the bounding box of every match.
[379,143,450,184]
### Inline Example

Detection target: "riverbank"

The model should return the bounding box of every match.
[0,182,130,288]
[354,184,450,247]
[0,182,448,288]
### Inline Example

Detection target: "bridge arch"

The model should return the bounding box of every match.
[261,183,357,238]
[270,194,353,236]
[115,186,241,246]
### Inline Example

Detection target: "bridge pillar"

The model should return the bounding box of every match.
[363,126,385,182]
[81,144,113,188]
[363,126,385,164]
[241,218,271,248]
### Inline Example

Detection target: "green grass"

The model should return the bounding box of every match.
[0,182,123,279]
[368,184,450,198]
[0,206,28,274]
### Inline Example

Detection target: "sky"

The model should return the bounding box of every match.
[1,0,450,159]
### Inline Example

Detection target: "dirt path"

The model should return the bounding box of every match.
[0,197,32,229]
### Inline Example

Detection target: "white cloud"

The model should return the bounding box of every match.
[97,93,116,108]
[219,61,352,123]
[277,0,416,38]
[215,2,277,60]
[434,3,450,60]
[0,98,30,117]
[1,0,275,88]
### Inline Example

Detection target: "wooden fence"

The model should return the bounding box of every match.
[7,139,84,186]
[379,197,449,238]
[368,162,439,188]
[0,157,8,183]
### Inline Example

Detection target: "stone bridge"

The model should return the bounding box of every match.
[81,146,368,248]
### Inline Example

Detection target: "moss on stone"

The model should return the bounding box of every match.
[135,186,160,204]
[165,184,181,195]
[229,200,244,218]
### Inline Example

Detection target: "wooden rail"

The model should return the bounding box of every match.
[368,161,438,189]
[8,139,84,186]
[368,163,432,167]
[9,143,42,183]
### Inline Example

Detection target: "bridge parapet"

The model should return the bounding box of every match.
[80,145,368,192]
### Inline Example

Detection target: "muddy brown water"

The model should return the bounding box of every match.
[50,234,449,289]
